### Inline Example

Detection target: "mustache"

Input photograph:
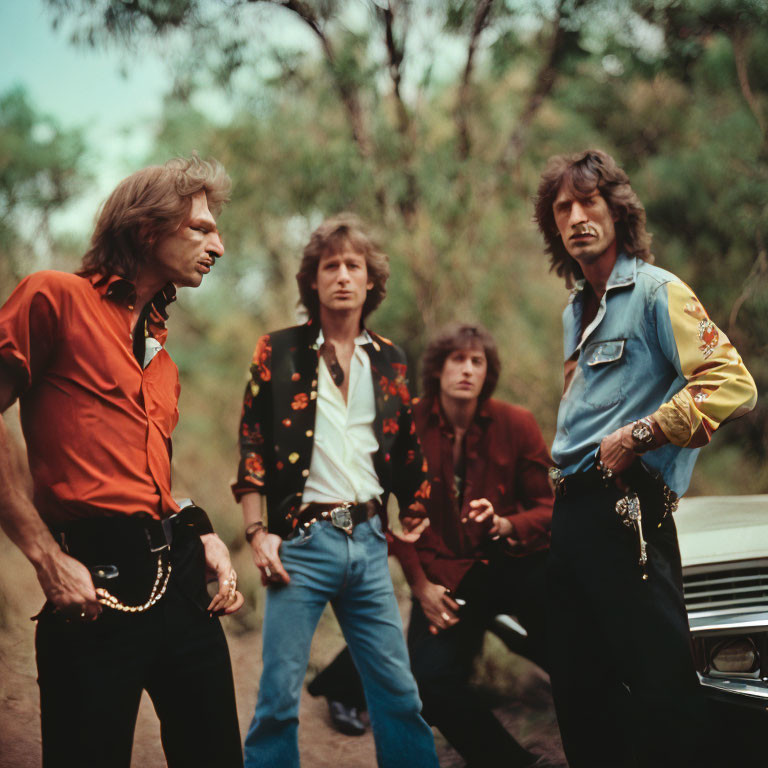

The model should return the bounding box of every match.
[571,223,597,238]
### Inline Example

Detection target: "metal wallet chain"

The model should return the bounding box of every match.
[96,553,172,613]
[611,475,679,582]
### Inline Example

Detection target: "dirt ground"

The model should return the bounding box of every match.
[0,541,566,768]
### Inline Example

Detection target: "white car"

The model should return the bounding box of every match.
[676,494,768,708]
[675,494,767,763]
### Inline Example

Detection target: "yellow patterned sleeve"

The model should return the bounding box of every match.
[652,281,757,448]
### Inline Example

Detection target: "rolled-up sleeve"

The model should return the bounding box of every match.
[0,273,60,399]
[653,280,757,448]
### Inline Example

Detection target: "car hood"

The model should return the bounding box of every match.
[675,495,768,567]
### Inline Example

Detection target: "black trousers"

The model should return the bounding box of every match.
[309,552,549,768]
[35,521,243,768]
[548,485,708,768]
[408,554,549,768]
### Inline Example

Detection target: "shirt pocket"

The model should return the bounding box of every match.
[582,338,627,408]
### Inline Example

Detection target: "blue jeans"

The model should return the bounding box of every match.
[244,517,438,768]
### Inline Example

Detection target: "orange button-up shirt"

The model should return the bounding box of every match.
[0,271,181,524]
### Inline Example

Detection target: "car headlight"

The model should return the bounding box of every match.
[710,638,759,674]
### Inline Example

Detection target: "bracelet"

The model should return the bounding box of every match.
[244,521,266,544]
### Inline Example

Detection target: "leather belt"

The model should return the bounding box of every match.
[50,503,214,554]
[296,500,382,536]
[551,466,613,499]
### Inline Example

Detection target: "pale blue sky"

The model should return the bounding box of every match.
[3,0,170,232]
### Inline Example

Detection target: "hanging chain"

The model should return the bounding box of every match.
[97,554,172,613]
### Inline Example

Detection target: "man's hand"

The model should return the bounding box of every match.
[247,529,290,586]
[397,516,430,543]
[200,533,244,615]
[599,424,636,477]
[464,498,517,543]
[36,549,102,620]
[413,579,460,635]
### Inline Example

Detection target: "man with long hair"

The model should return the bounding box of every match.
[0,155,244,767]
[534,149,757,767]
[233,214,439,768]
[309,321,555,767]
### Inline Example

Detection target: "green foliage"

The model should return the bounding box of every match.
[0,87,88,286]
[24,0,768,511]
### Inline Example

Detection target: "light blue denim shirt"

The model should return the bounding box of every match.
[552,252,743,497]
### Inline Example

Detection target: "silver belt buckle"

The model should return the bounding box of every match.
[330,502,354,535]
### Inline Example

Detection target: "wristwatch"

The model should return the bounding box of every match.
[631,417,657,453]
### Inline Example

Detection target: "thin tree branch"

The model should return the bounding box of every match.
[261,0,373,157]
[498,0,568,171]
[456,0,495,160]
[729,229,768,333]
[374,0,419,220]
[729,27,767,141]
[377,1,408,135]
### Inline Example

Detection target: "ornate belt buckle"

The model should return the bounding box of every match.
[548,467,564,496]
[330,502,354,535]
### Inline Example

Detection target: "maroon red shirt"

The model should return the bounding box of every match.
[410,396,553,593]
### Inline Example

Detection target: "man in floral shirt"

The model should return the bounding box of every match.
[232,214,438,768]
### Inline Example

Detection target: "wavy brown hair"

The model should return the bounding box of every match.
[78,153,231,279]
[296,213,389,322]
[534,149,653,286]
[421,322,501,403]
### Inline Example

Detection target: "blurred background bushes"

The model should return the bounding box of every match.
[2,0,768,628]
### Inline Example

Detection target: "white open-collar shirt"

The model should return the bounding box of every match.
[301,329,384,505]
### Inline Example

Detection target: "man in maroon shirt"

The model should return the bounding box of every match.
[310,322,554,767]
[0,155,244,768]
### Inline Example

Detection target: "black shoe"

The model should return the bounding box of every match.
[327,699,366,736]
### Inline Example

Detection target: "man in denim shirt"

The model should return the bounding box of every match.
[534,150,757,768]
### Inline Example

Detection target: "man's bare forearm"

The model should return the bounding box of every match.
[0,415,61,570]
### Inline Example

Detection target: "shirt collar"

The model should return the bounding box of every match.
[569,252,636,299]
[89,273,177,318]
[605,251,637,291]
[314,327,373,348]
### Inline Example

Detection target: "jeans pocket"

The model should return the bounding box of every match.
[282,525,315,548]
[368,514,388,542]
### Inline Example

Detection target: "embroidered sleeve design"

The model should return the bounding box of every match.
[243,453,266,486]
[653,282,757,448]
[251,335,272,382]
[233,334,273,501]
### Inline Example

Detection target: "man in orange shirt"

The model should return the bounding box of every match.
[0,155,244,768]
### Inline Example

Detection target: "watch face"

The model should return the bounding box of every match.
[632,422,653,445]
